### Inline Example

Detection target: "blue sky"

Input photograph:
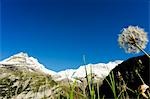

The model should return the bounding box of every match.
[1,0,149,71]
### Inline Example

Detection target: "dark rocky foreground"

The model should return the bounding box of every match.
[99,55,150,99]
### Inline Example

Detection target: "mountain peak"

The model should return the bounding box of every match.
[0,52,57,75]
[1,52,29,63]
[13,52,28,58]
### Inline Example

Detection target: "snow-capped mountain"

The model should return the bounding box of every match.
[57,60,123,82]
[0,52,57,75]
[0,52,123,82]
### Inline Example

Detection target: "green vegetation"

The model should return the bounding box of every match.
[0,67,58,99]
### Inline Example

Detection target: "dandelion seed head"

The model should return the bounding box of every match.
[118,26,149,53]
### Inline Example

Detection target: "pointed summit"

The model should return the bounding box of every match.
[0,52,57,75]
[1,52,28,63]
[13,52,28,57]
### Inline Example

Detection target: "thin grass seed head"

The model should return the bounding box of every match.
[118,26,149,53]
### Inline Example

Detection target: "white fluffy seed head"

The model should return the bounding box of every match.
[118,26,149,53]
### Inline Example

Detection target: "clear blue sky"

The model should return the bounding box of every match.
[1,0,149,71]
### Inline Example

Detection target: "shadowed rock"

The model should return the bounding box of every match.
[100,55,150,98]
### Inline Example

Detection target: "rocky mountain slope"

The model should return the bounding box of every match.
[0,52,57,75]
[0,52,123,98]
[0,67,59,99]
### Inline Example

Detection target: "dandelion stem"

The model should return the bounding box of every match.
[135,43,150,58]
